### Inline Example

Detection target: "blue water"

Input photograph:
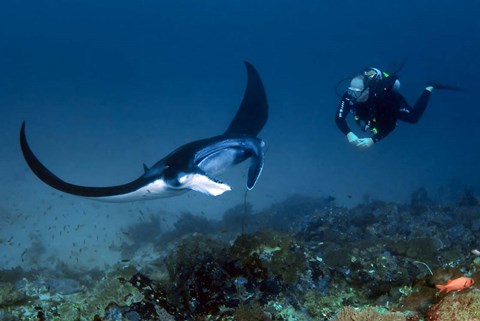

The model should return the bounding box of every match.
[1,0,479,268]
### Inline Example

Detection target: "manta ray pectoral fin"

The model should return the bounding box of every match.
[224,62,268,136]
[247,150,264,190]
[178,173,232,196]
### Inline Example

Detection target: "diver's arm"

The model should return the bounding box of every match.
[335,94,353,135]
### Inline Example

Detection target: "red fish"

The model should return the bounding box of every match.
[435,277,475,293]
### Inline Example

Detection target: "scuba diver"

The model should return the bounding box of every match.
[335,67,460,149]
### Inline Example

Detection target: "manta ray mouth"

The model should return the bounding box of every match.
[178,173,232,196]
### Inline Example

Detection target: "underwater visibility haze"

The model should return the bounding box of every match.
[1,0,480,320]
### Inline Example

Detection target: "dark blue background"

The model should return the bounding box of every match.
[1,0,479,267]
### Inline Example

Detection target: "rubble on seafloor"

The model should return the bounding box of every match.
[1,188,480,321]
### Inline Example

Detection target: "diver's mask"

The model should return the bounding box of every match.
[347,76,369,103]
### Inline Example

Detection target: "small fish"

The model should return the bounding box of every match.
[436,277,475,293]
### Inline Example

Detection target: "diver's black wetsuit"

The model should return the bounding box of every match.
[335,89,432,142]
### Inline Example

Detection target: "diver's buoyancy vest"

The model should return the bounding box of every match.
[365,70,398,100]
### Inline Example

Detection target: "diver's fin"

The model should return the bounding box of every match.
[426,81,463,91]
[246,151,264,190]
[224,61,268,136]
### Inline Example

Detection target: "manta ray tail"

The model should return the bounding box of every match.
[224,61,268,136]
[19,122,147,198]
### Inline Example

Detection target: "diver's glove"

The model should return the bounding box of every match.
[346,132,360,146]
[356,138,374,149]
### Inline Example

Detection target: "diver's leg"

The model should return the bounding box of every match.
[399,89,432,123]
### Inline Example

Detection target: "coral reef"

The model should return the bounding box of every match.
[1,188,479,321]
[331,306,407,321]
[0,282,28,308]
[427,288,480,321]
[0,268,143,321]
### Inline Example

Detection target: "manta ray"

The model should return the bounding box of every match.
[20,62,268,202]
